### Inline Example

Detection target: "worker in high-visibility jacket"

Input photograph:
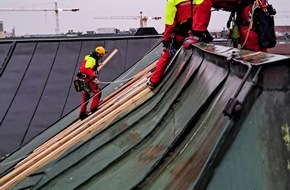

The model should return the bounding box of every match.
[78,46,107,120]
[147,0,193,90]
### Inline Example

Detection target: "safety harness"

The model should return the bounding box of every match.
[73,72,91,93]
[165,0,193,54]
[73,55,100,93]
[226,0,276,49]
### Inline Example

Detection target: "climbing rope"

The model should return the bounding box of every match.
[79,60,145,112]
[240,1,260,49]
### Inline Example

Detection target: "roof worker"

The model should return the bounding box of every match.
[78,46,107,120]
[183,0,276,51]
[147,0,193,90]
[234,0,276,52]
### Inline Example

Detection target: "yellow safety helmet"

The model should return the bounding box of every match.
[95,46,107,57]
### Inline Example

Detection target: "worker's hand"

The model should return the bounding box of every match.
[162,40,170,54]
[95,63,103,72]
[162,40,170,49]
[91,77,99,85]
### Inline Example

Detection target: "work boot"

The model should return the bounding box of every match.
[147,79,157,90]
[90,107,98,114]
[79,111,88,120]
[183,36,200,49]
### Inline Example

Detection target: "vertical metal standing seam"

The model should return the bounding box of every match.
[124,40,129,71]
[0,41,16,77]
[0,42,37,126]
[189,63,233,190]
[133,49,194,189]
[145,37,163,56]
[60,41,83,118]
[20,42,61,147]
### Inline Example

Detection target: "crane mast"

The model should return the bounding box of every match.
[54,1,60,34]
[0,1,79,34]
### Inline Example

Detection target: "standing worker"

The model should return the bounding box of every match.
[147,0,193,90]
[78,46,107,120]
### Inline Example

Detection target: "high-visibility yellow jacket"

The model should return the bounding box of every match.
[164,0,192,42]
[79,55,99,78]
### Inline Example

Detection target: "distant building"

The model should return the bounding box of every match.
[95,28,118,34]
[275,26,290,34]
[0,21,5,38]
[275,25,290,41]
[134,27,159,36]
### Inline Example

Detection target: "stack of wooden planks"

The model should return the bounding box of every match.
[0,60,157,190]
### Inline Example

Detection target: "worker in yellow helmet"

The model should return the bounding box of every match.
[78,46,107,120]
[147,0,193,90]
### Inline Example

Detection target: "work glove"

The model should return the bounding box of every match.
[183,36,200,49]
[162,40,170,52]
[203,30,213,43]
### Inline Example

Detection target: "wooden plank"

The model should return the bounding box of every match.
[0,84,153,189]
[82,85,154,138]
[24,61,156,161]
[32,71,151,156]
[17,78,148,167]
[32,49,119,155]
[98,73,150,110]
[0,79,153,189]
[29,77,147,159]
[97,49,118,72]
[99,60,157,107]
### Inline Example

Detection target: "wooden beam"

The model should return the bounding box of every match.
[97,49,118,72]
[0,83,153,189]
[30,61,156,157]
[0,69,154,189]
[99,60,157,106]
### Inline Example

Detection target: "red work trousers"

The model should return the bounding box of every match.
[239,26,264,52]
[80,79,100,115]
[149,50,173,84]
[239,5,267,52]
[150,35,186,84]
[192,0,213,32]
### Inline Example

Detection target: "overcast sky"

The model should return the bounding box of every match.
[0,0,289,36]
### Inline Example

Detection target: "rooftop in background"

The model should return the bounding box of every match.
[275,25,290,33]
[0,27,161,39]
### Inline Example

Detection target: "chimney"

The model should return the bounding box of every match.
[0,21,5,38]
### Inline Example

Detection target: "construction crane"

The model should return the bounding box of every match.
[94,12,162,28]
[0,1,79,34]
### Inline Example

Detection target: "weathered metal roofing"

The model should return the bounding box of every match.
[1,41,290,190]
